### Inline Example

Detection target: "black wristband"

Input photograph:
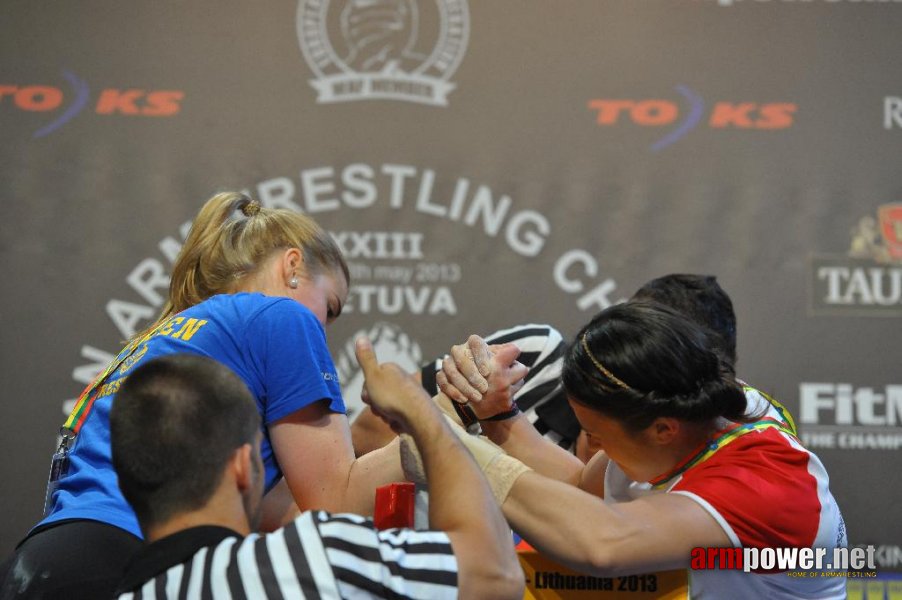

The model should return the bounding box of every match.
[480,404,521,422]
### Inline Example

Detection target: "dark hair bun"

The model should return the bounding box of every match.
[642,375,744,423]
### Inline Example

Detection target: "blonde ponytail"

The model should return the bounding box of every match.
[131,191,347,343]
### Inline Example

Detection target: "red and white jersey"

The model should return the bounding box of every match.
[604,388,847,599]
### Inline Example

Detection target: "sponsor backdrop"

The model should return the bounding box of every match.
[1,0,900,575]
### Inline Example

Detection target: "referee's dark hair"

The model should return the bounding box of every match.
[631,274,737,367]
[110,353,261,530]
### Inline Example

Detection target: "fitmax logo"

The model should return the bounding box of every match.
[1,69,184,138]
[588,85,796,151]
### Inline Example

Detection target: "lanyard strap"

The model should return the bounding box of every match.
[648,386,799,489]
[61,325,161,435]
[649,417,799,490]
[742,384,798,437]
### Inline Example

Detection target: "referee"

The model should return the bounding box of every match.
[108,348,523,599]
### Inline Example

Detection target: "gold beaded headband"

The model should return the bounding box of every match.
[580,333,634,392]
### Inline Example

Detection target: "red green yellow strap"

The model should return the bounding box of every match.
[743,384,798,436]
[61,326,160,434]
[649,417,799,490]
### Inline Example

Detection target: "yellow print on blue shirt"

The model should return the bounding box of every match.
[98,317,209,400]
[117,343,148,376]
[155,317,208,341]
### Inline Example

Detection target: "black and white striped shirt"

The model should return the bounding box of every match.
[421,323,579,451]
[116,511,458,599]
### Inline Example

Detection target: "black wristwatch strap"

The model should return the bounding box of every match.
[480,404,521,422]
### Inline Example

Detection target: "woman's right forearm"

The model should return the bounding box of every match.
[480,414,585,486]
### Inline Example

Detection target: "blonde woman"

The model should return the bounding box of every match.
[3,192,403,599]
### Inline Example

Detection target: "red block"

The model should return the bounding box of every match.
[374,482,416,529]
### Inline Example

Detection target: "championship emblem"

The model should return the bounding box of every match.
[334,322,424,417]
[297,0,469,106]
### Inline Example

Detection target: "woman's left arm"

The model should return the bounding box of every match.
[270,401,404,515]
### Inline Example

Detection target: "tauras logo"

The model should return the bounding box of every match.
[809,204,902,316]
[0,70,184,138]
[798,382,902,450]
[297,0,468,106]
[588,85,796,151]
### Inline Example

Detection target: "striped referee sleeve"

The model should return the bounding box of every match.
[421,323,565,405]
[311,511,458,599]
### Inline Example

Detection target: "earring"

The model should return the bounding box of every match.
[289,276,298,289]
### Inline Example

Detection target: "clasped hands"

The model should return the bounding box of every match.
[435,335,529,421]
[355,334,532,503]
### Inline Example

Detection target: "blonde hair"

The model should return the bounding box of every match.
[133,191,348,342]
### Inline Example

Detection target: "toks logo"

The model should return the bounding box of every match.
[1,70,184,138]
[587,85,796,151]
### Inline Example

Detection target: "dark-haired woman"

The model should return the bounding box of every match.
[439,301,846,599]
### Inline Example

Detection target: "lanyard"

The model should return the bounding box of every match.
[648,386,800,490]
[44,325,159,516]
[742,384,798,437]
[61,324,161,437]
[649,417,799,490]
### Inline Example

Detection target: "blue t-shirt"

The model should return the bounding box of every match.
[38,293,345,538]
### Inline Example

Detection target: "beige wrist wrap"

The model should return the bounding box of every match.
[400,414,531,504]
